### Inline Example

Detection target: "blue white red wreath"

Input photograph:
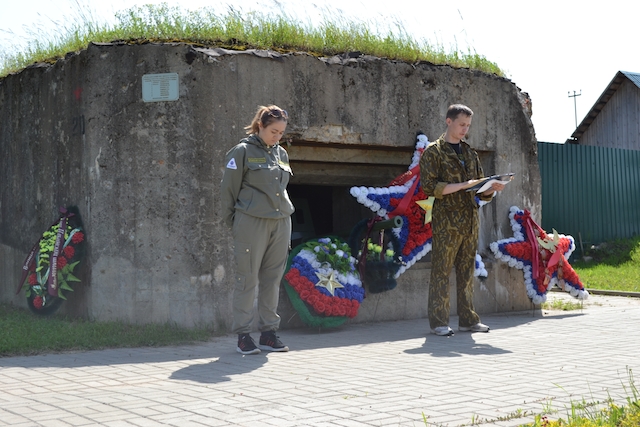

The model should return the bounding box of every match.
[282,237,365,328]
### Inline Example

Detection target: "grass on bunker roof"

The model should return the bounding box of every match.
[0,2,504,78]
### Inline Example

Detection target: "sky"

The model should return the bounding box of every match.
[1,0,639,143]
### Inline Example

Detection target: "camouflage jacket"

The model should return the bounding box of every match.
[419,134,492,234]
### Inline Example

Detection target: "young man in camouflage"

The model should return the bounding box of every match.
[419,104,506,336]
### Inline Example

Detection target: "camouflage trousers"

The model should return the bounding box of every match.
[428,220,481,329]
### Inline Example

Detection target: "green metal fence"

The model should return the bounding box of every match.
[538,142,640,255]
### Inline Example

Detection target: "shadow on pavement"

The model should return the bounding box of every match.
[404,332,511,357]
[169,350,268,384]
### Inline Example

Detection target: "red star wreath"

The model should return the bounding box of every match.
[489,206,588,305]
[349,133,432,276]
[349,133,489,279]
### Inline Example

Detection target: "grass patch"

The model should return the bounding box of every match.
[421,369,640,427]
[520,369,640,426]
[572,236,640,293]
[0,303,216,357]
[541,298,584,311]
[0,2,504,78]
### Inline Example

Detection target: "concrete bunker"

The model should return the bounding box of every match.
[0,43,540,329]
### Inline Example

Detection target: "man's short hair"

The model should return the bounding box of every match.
[446,104,474,120]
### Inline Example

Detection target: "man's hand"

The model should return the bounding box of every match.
[482,182,506,196]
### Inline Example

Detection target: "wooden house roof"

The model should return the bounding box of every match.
[569,71,640,143]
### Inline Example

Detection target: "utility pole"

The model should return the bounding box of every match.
[568,90,582,129]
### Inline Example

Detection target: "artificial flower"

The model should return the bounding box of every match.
[33,296,43,309]
[63,246,75,259]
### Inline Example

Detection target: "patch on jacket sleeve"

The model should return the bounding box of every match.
[226,158,237,169]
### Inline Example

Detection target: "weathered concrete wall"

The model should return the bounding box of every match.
[0,42,540,329]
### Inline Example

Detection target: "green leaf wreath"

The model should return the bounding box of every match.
[18,206,85,315]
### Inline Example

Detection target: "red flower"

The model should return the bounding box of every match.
[33,296,43,309]
[314,302,326,313]
[299,290,311,300]
[63,246,75,259]
[348,303,359,318]
[505,241,530,259]
[57,257,67,269]
[285,270,304,292]
[28,274,38,286]
[324,304,334,316]
[71,232,84,244]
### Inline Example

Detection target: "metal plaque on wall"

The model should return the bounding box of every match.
[142,73,179,102]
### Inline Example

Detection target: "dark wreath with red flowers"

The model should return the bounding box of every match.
[17,206,86,315]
